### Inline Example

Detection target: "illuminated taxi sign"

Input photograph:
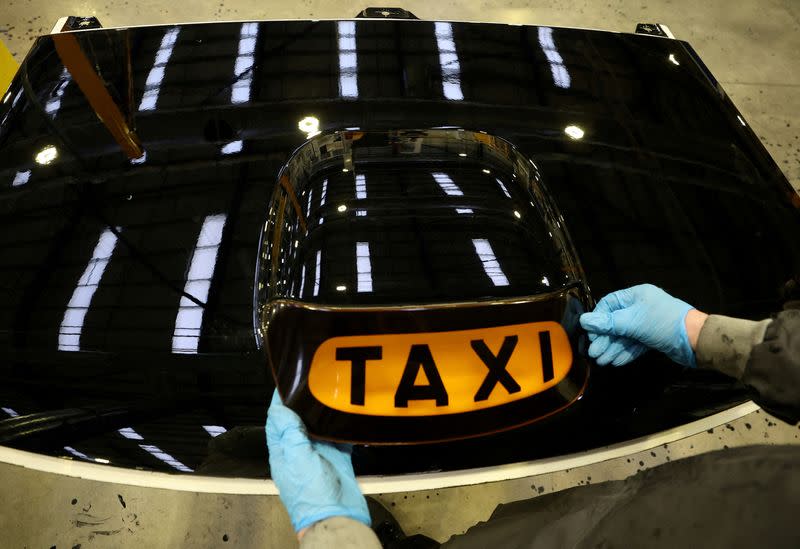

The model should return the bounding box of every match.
[308,321,572,416]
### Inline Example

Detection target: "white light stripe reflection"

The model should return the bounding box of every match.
[0,90,23,126]
[356,242,372,293]
[44,68,70,117]
[12,170,31,187]
[221,140,243,155]
[58,229,119,351]
[355,174,366,199]
[456,208,474,214]
[139,28,180,111]
[203,425,227,437]
[319,179,327,206]
[432,172,463,196]
[538,27,571,89]
[139,444,193,472]
[306,188,314,218]
[172,214,227,354]
[118,427,193,472]
[118,427,144,440]
[495,178,511,198]
[471,238,509,286]
[434,22,464,100]
[313,250,321,296]
[2,407,19,417]
[337,21,358,98]
[63,446,91,460]
[131,151,147,165]
[232,22,259,104]
[299,264,307,297]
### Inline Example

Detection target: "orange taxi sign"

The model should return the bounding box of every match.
[308,321,573,416]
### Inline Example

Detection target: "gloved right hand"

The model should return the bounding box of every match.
[266,390,371,534]
[579,284,696,367]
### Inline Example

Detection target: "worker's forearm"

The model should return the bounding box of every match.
[299,517,381,549]
[694,314,772,379]
[695,310,800,424]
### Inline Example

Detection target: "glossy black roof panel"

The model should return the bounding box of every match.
[0,19,798,473]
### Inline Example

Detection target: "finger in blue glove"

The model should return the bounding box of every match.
[588,334,648,366]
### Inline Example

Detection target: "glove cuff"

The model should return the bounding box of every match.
[672,304,697,367]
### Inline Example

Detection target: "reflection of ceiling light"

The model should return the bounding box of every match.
[513,210,522,219]
[737,115,746,127]
[221,140,243,155]
[342,168,349,172]
[564,125,584,140]
[298,116,321,138]
[35,145,58,165]
[336,285,347,291]
[482,169,491,174]
[542,276,550,286]
[2,92,11,104]
[94,457,110,464]
[458,153,467,157]
[337,204,347,212]
[668,54,679,66]
[203,425,227,437]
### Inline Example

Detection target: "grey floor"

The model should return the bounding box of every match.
[1,1,799,547]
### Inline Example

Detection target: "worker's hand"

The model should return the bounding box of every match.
[579,284,696,367]
[266,390,371,535]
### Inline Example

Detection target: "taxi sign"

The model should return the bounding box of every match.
[308,321,572,416]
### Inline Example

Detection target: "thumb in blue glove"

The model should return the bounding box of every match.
[579,284,696,367]
[266,390,371,533]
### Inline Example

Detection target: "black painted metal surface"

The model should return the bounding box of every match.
[0,19,798,474]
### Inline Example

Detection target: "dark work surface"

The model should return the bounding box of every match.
[0,19,797,475]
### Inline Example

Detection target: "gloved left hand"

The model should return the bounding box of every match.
[266,390,371,533]
[579,284,696,367]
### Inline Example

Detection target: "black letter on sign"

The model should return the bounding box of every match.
[335,346,383,406]
[394,344,449,408]
[539,331,554,382]
[472,335,521,402]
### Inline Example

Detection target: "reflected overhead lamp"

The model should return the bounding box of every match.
[35,145,58,165]
[298,116,321,138]
[564,125,584,140]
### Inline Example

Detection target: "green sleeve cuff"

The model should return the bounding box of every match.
[696,315,772,379]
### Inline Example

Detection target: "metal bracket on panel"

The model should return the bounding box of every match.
[634,23,675,38]
[53,16,104,33]
[356,7,419,19]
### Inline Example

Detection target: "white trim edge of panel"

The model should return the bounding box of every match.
[44,18,623,37]
[0,401,758,495]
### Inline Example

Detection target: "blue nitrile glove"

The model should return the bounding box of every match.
[579,284,696,367]
[266,390,371,533]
